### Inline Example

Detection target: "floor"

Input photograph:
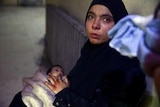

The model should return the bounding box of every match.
[0,6,48,107]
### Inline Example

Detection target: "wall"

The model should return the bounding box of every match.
[124,0,159,15]
[1,0,18,5]
[46,0,59,6]
[46,0,90,24]
[0,0,46,5]
[45,5,87,74]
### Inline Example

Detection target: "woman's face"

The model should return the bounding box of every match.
[85,4,115,45]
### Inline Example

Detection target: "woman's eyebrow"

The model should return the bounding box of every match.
[87,11,113,17]
[101,14,113,18]
[87,11,94,15]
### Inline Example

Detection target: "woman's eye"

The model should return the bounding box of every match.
[103,16,113,23]
[87,15,94,20]
[104,18,111,22]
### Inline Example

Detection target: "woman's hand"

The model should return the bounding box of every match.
[44,75,69,94]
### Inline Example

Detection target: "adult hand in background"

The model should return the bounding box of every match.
[153,67,160,95]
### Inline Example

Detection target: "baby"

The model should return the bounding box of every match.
[22,65,64,107]
[47,65,64,80]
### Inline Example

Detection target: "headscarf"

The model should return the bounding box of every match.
[86,0,128,23]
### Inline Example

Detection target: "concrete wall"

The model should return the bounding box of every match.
[124,0,159,15]
[0,0,18,5]
[0,0,46,5]
[45,5,87,74]
[47,0,159,24]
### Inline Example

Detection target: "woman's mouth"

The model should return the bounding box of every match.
[90,33,100,39]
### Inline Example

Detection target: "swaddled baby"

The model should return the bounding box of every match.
[22,65,64,107]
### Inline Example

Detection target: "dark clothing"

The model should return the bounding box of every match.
[53,40,146,107]
[9,91,27,107]
[9,41,146,107]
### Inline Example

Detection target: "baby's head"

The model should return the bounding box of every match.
[47,65,64,78]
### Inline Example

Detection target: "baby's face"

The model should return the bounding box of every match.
[49,66,63,78]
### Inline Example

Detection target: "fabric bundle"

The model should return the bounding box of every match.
[108,14,153,58]
[21,70,55,107]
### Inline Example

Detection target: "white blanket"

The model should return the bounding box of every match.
[108,14,160,69]
[21,69,55,107]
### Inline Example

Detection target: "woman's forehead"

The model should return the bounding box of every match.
[89,4,112,16]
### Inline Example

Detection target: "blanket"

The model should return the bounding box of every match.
[108,14,153,58]
[21,69,55,107]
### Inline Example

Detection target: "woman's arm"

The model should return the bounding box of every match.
[44,75,110,107]
[53,88,102,107]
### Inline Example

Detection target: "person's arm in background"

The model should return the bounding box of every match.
[153,67,160,97]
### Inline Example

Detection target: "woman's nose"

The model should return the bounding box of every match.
[92,19,100,30]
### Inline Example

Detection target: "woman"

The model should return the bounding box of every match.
[45,0,146,107]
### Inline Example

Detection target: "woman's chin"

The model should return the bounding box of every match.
[89,39,102,45]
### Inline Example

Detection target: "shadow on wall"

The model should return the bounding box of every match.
[0,0,3,5]
[20,0,44,6]
[45,4,87,74]
[124,0,159,15]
